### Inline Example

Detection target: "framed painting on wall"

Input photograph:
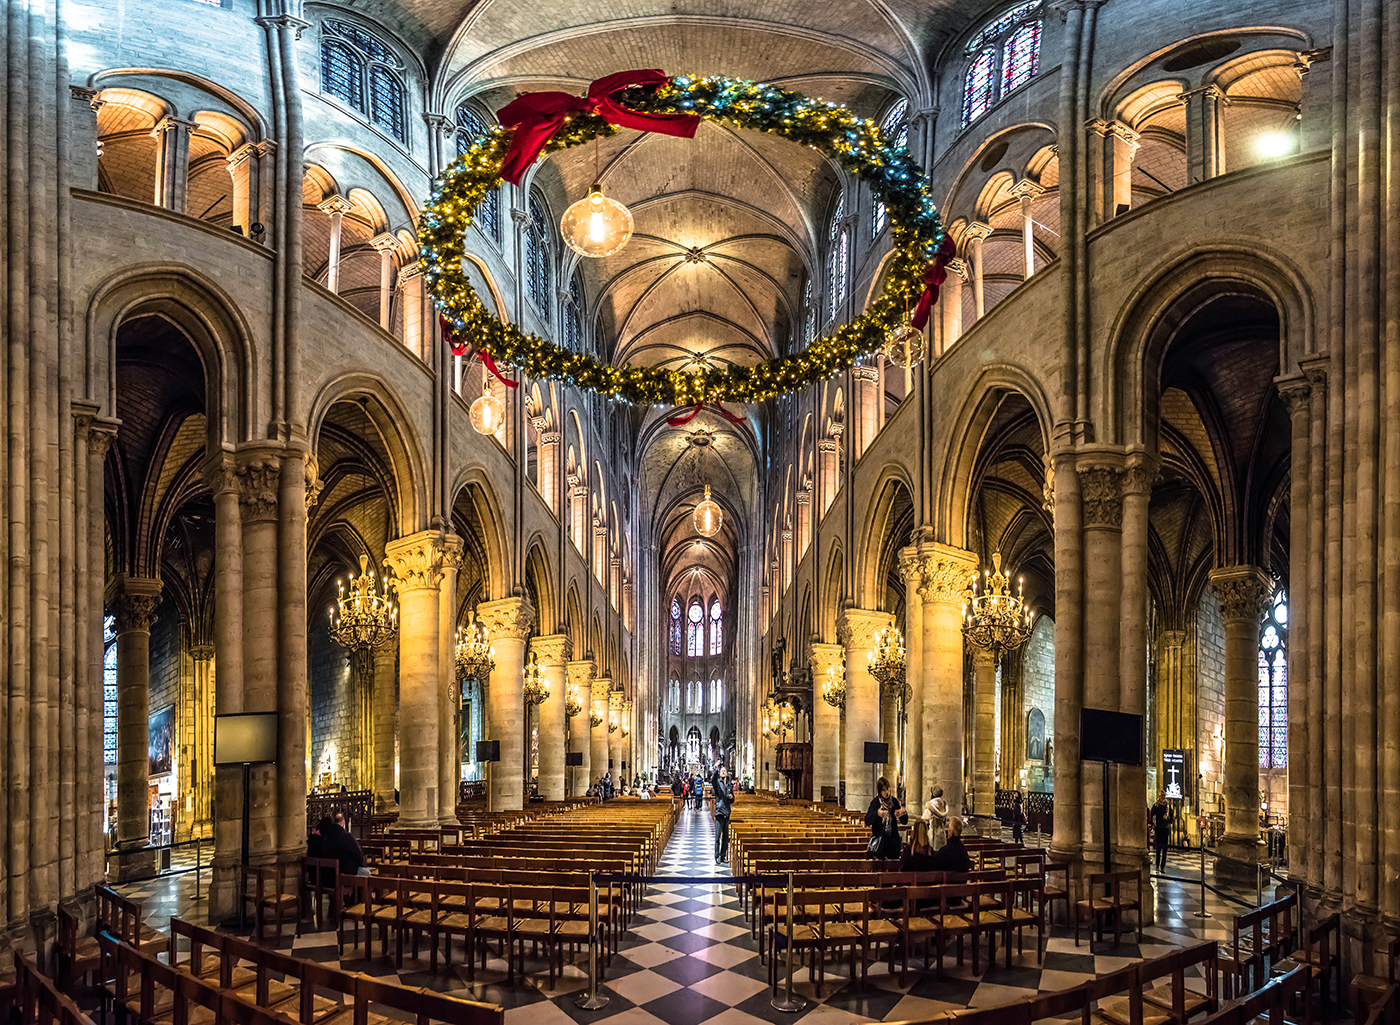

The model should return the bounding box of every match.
[149,704,175,777]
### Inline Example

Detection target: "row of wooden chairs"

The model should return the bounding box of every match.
[10,952,93,1025]
[56,885,167,990]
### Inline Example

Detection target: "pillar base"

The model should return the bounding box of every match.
[207,861,241,926]
[110,845,158,882]
[1213,834,1265,886]
[969,815,1002,839]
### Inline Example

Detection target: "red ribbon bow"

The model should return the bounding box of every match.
[910,236,958,331]
[666,402,745,427]
[497,70,701,185]
[440,315,518,390]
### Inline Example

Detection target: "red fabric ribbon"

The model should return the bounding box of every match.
[910,236,959,331]
[497,70,701,185]
[666,402,745,426]
[440,315,518,390]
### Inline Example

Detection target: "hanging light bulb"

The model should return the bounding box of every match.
[560,182,633,258]
[469,379,505,435]
[882,322,925,369]
[693,484,722,537]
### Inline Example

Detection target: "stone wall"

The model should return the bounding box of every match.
[309,617,356,790]
[1192,589,1226,814]
[1021,616,1055,792]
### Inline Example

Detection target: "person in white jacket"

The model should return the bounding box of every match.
[922,786,951,850]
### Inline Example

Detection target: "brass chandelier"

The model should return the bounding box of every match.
[819,661,846,711]
[868,626,907,702]
[565,683,583,719]
[962,551,1033,655]
[455,609,495,684]
[328,554,398,657]
[522,651,549,706]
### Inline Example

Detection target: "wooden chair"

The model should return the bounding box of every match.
[1042,861,1072,926]
[768,888,820,997]
[55,903,101,990]
[1075,871,1143,951]
[1140,941,1220,1023]
[1085,964,1145,1025]
[1352,935,1400,1019]
[241,865,302,942]
[301,857,341,933]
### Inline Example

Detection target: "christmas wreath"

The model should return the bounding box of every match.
[419,71,953,407]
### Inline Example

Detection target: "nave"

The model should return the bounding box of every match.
[97,799,1264,1025]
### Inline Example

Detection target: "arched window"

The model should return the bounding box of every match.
[669,599,682,656]
[668,675,680,713]
[961,2,1042,128]
[103,615,117,766]
[524,196,552,324]
[1258,587,1287,770]
[803,277,816,347]
[872,99,909,238]
[686,600,704,657]
[455,104,500,242]
[710,676,723,713]
[827,195,847,321]
[564,272,584,351]
[709,599,722,656]
[320,20,407,142]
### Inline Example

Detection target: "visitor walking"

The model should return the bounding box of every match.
[712,764,734,863]
[1151,791,1173,873]
[1011,792,1026,844]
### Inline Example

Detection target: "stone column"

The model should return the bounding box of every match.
[1078,459,1124,868]
[237,454,281,867]
[1208,566,1273,878]
[809,643,845,800]
[999,649,1024,791]
[920,545,978,817]
[1183,85,1225,184]
[1010,179,1045,276]
[963,223,993,321]
[1154,631,1188,769]
[818,438,838,514]
[538,430,560,514]
[569,481,587,553]
[590,678,610,786]
[900,548,925,799]
[227,141,273,243]
[1117,460,1155,871]
[1050,452,1085,869]
[151,115,196,212]
[436,538,463,826]
[567,660,595,796]
[623,698,635,779]
[370,233,398,330]
[384,531,451,828]
[838,608,892,813]
[970,647,999,830]
[478,596,536,811]
[398,262,424,356]
[609,691,625,779]
[939,260,966,353]
[852,364,879,459]
[532,635,571,802]
[796,489,812,556]
[188,645,216,841]
[610,557,622,610]
[109,576,162,880]
[318,195,353,294]
[372,642,398,812]
[1085,120,1139,227]
[277,453,311,864]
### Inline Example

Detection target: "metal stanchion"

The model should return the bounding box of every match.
[772,871,805,1012]
[194,837,202,901]
[1193,839,1211,918]
[576,870,610,1010]
[1256,860,1264,907]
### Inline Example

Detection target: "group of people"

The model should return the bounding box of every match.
[863,779,977,873]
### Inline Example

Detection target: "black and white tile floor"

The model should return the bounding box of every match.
[115,810,1262,1025]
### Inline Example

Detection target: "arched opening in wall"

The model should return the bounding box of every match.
[96,91,164,204]
[1144,280,1289,818]
[184,112,248,227]
[974,172,1028,311]
[1119,82,1187,207]
[302,169,400,329]
[307,397,406,794]
[106,312,211,849]
[1216,54,1303,172]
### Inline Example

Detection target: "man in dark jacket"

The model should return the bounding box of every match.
[307,816,366,876]
[712,764,735,864]
[930,816,973,874]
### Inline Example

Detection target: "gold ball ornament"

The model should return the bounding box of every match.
[693,484,722,538]
[882,323,925,369]
[560,183,634,258]
[469,381,506,435]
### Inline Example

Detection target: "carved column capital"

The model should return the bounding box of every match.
[109,576,163,633]
[151,115,199,138]
[590,677,610,702]
[235,453,282,521]
[1156,629,1187,651]
[1078,464,1125,528]
[189,644,216,663]
[477,595,536,640]
[384,530,463,593]
[566,660,596,688]
[369,232,399,255]
[530,633,572,666]
[1119,460,1158,497]
[897,545,923,583]
[962,222,993,244]
[808,642,846,677]
[917,543,979,607]
[1009,178,1046,201]
[317,194,354,217]
[1208,566,1273,623]
[1299,355,1329,393]
[836,607,893,651]
[1275,374,1311,418]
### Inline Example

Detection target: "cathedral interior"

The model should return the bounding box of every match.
[0,0,1398,1021]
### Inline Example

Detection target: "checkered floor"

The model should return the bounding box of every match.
[114,811,1261,1025]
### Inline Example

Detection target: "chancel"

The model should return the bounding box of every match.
[0,0,1395,1021]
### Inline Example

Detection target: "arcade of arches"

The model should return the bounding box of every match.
[1,0,1399,991]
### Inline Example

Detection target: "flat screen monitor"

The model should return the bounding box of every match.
[214,713,278,765]
[864,741,889,764]
[565,752,583,766]
[475,740,500,763]
[1079,708,1143,765]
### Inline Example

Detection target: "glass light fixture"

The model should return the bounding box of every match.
[523,651,549,706]
[328,554,398,657]
[560,182,633,258]
[565,684,583,719]
[882,322,925,369]
[694,484,722,537]
[590,710,604,729]
[962,551,1033,655]
[608,710,619,734]
[455,609,495,684]
[469,379,505,435]
[820,662,846,711]
[868,626,907,702]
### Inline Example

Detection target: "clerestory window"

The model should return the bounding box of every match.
[320,20,407,142]
[961,2,1043,128]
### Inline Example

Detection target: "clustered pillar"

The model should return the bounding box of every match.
[566,659,596,796]
[478,597,535,811]
[838,608,891,814]
[532,635,570,802]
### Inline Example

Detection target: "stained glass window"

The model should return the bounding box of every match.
[525,196,552,324]
[709,599,722,655]
[321,21,407,142]
[670,599,682,655]
[103,616,117,765]
[1002,22,1042,94]
[803,278,816,346]
[1257,587,1288,769]
[456,105,500,242]
[828,195,848,320]
[962,48,997,127]
[686,600,704,657]
[564,273,583,351]
[711,676,723,713]
[872,99,909,238]
[961,2,1043,128]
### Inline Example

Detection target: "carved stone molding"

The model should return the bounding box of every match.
[917,544,978,607]
[1156,630,1187,651]
[477,595,536,640]
[1276,375,1311,418]
[836,607,892,651]
[384,531,462,593]
[236,457,281,521]
[530,634,572,666]
[1119,463,1156,498]
[110,577,162,633]
[566,660,596,688]
[608,690,625,710]
[897,546,922,583]
[1079,465,1124,528]
[590,677,610,702]
[1208,566,1273,624]
[189,644,216,663]
[808,641,845,677]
